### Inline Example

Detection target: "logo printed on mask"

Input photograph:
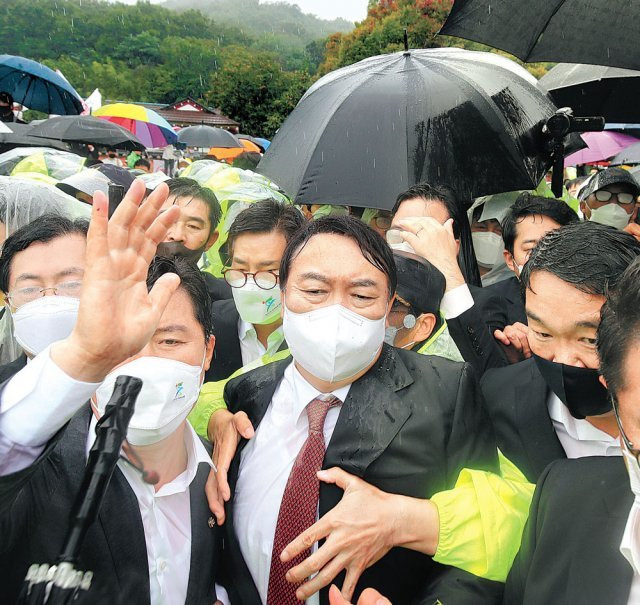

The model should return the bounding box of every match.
[264,296,277,313]
[174,381,185,400]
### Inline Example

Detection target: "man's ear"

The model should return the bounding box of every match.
[203,335,215,373]
[204,230,219,252]
[503,249,518,274]
[580,200,590,219]
[413,313,437,343]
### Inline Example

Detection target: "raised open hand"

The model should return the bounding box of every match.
[51,179,181,382]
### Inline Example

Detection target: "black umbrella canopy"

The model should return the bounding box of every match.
[258,48,557,209]
[28,116,145,151]
[440,0,640,71]
[177,125,242,148]
[539,63,640,124]
[0,122,71,152]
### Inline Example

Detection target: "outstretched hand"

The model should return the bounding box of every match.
[51,179,181,382]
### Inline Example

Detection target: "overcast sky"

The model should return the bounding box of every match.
[260,0,368,22]
[111,0,369,23]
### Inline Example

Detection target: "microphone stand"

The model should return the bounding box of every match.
[18,375,143,605]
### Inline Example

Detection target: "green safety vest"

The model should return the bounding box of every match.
[416,316,464,362]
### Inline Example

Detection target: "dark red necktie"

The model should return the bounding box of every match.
[266,395,341,605]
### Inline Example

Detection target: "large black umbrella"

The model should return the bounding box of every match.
[539,63,640,124]
[28,116,145,151]
[177,125,242,148]
[257,48,558,208]
[439,0,640,71]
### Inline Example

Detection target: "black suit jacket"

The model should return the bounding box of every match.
[0,407,221,604]
[447,284,509,375]
[221,344,503,605]
[206,298,243,382]
[483,276,526,326]
[203,272,233,302]
[0,353,26,382]
[481,357,566,483]
[504,456,633,604]
[206,299,287,383]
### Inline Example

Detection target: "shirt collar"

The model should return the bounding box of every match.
[285,361,351,426]
[547,391,619,444]
[621,499,640,575]
[87,415,212,497]
[238,319,285,352]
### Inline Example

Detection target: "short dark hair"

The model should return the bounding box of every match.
[134,158,151,170]
[598,258,640,396]
[501,193,579,254]
[227,199,304,256]
[520,221,640,300]
[166,177,222,234]
[392,182,481,287]
[146,256,213,339]
[280,215,397,298]
[0,214,89,293]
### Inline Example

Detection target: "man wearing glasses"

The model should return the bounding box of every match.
[203,199,304,384]
[0,215,87,380]
[578,167,640,231]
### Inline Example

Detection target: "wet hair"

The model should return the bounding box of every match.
[520,221,640,300]
[392,182,481,287]
[166,177,222,234]
[501,193,579,254]
[0,214,89,293]
[146,256,213,339]
[280,215,397,299]
[227,199,304,256]
[598,258,640,396]
[134,158,151,170]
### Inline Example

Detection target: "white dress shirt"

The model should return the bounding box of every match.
[238,319,285,366]
[234,361,351,605]
[0,347,218,605]
[547,392,621,458]
[440,283,475,320]
[620,499,640,605]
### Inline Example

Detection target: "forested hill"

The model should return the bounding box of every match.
[160,0,353,50]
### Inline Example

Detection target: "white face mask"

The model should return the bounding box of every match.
[389,241,417,254]
[11,296,79,356]
[232,283,282,325]
[384,325,399,345]
[94,354,204,446]
[283,302,386,383]
[472,231,504,268]
[589,203,632,230]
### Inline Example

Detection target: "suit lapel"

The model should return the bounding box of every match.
[97,468,150,602]
[323,345,413,480]
[185,463,218,603]
[573,464,634,603]
[514,361,566,480]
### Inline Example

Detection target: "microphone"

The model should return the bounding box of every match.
[118,449,160,486]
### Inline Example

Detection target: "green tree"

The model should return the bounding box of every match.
[205,46,312,137]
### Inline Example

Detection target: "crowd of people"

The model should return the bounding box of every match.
[1,119,640,605]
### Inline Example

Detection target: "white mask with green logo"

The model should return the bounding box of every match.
[233,283,282,325]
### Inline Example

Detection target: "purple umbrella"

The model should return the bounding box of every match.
[564,131,640,166]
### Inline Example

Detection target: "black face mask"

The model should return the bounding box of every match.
[533,354,611,419]
[156,241,205,264]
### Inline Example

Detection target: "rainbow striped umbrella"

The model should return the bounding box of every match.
[94,103,177,148]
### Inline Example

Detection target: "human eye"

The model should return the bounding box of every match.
[581,336,597,346]
[533,329,551,339]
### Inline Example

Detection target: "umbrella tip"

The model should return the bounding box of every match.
[403,29,410,55]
